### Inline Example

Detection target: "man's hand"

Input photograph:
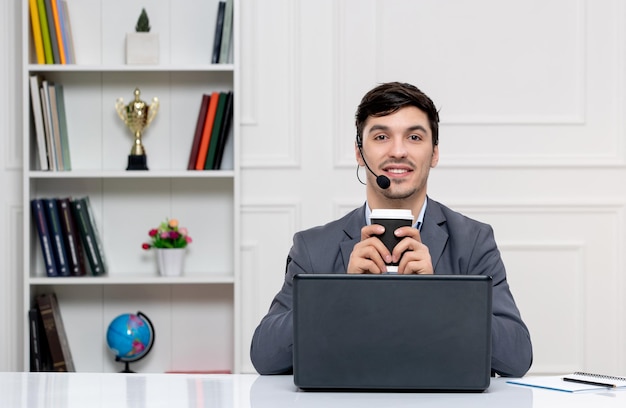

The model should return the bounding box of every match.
[393,226,433,275]
[347,225,433,274]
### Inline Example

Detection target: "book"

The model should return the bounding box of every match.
[28,308,41,371]
[47,83,65,170]
[187,94,211,170]
[211,1,226,64]
[57,197,86,276]
[204,92,228,169]
[60,1,75,64]
[212,91,234,169]
[28,0,45,64]
[36,0,53,64]
[507,372,626,393]
[29,308,52,371]
[55,84,71,170]
[49,0,66,64]
[31,199,58,277]
[218,0,234,64]
[29,75,49,170]
[43,198,70,277]
[44,0,60,63]
[195,92,220,170]
[40,80,57,170]
[71,197,107,276]
[36,293,75,372]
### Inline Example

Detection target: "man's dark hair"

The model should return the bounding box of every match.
[355,82,439,147]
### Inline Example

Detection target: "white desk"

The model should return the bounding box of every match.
[0,372,624,407]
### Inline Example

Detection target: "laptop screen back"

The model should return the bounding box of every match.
[292,274,493,391]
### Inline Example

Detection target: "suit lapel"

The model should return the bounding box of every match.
[339,205,367,270]
[420,198,448,269]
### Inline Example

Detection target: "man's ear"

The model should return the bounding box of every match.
[355,141,365,166]
[431,145,440,168]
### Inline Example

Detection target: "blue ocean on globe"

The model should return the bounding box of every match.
[106,312,154,363]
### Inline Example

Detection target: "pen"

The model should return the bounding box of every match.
[563,377,616,388]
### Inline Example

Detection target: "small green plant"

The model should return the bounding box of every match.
[135,8,151,33]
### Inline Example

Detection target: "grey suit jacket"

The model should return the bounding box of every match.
[250,198,533,377]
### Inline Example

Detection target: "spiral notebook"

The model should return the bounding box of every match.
[507,372,626,393]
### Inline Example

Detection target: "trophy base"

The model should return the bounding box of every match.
[127,154,148,171]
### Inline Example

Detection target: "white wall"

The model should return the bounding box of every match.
[2,0,625,376]
[238,0,626,376]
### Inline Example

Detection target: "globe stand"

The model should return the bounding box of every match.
[117,358,136,373]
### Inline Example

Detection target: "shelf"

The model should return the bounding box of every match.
[27,170,236,179]
[27,64,235,73]
[29,274,235,285]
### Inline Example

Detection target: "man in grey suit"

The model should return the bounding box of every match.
[250,82,533,378]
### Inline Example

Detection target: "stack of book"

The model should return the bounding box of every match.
[211,0,234,64]
[29,75,71,171]
[187,91,234,170]
[29,292,75,372]
[29,0,76,65]
[31,196,107,278]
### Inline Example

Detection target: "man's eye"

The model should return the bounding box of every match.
[409,134,422,141]
[374,134,388,141]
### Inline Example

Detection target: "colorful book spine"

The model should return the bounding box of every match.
[44,0,60,63]
[31,199,58,277]
[57,198,86,276]
[195,92,220,170]
[60,1,75,64]
[71,197,106,276]
[43,198,70,277]
[187,94,210,170]
[49,0,66,64]
[28,0,45,64]
[205,92,228,169]
[213,92,234,169]
[36,0,53,64]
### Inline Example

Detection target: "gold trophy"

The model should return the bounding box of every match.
[115,88,159,170]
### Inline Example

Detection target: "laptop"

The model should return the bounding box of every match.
[292,274,493,392]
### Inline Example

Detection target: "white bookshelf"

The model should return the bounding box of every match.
[21,0,240,373]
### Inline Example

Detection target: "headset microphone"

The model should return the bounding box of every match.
[357,139,391,189]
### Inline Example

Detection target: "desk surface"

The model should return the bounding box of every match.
[0,372,624,407]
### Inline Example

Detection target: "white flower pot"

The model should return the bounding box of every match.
[126,32,159,65]
[156,248,186,277]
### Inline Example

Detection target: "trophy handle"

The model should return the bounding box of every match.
[145,98,160,128]
[115,98,127,122]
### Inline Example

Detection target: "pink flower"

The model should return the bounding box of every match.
[144,218,192,249]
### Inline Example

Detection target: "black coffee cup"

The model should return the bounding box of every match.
[369,209,414,273]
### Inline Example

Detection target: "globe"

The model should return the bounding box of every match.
[106,311,155,372]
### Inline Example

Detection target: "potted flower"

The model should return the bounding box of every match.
[143,218,192,276]
[126,8,159,64]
